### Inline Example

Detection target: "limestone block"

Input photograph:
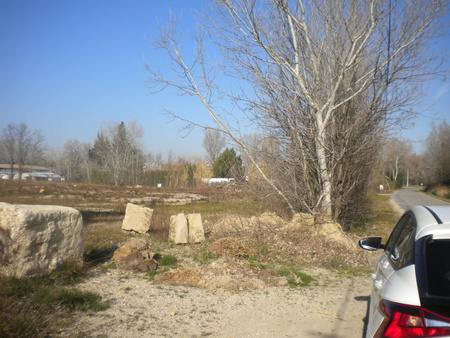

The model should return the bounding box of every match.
[187,213,205,243]
[0,202,83,278]
[122,203,153,234]
[169,213,188,244]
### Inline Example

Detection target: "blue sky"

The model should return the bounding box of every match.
[0,1,449,158]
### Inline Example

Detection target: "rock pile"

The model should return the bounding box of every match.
[111,238,158,272]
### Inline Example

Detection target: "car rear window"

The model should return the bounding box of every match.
[425,239,450,297]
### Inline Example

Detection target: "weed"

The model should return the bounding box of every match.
[99,262,117,273]
[158,254,178,266]
[46,259,85,286]
[323,258,351,272]
[276,267,314,287]
[193,245,219,265]
[145,268,169,280]
[247,262,269,269]
[0,265,108,336]
[276,268,291,277]
[289,271,314,287]
[53,289,109,312]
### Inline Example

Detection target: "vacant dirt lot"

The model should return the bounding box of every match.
[1,180,382,337]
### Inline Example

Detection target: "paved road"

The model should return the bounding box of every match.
[390,187,449,212]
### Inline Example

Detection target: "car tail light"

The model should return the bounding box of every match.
[376,300,450,337]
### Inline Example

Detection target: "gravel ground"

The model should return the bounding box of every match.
[60,268,373,338]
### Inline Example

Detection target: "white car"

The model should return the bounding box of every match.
[359,205,450,337]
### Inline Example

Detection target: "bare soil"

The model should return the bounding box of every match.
[61,266,373,337]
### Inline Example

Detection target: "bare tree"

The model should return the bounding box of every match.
[381,137,412,189]
[62,140,92,182]
[384,138,412,181]
[146,0,447,224]
[424,121,450,186]
[0,123,47,179]
[203,129,226,164]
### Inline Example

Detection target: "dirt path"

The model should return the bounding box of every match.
[61,268,372,337]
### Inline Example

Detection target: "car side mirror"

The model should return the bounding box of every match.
[359,237,385,251]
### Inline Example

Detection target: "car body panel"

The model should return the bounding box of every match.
[366,258,420,337]
[362,206,450,337]
[417,225,450,240]
[379,264,420,305]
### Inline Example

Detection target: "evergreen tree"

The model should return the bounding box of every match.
[212,148,243,179]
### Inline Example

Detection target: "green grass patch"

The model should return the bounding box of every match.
[193,245,219,265]
[158,254,178,266]
[99,262,117,273]
[247,262,269,269]
[276,267,314,287]
[145,268,170,280]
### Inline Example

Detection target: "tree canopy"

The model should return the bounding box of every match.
[146,0,448,226]
[212,148,243,179]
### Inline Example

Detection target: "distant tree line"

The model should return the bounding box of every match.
[2,118,449,224]
[0,123,46,179]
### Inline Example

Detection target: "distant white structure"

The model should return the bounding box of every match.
[0,164,63,181]
[208,178,235,185]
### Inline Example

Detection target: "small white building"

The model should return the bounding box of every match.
[208,178,235,185]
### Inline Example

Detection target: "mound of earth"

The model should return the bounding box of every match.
[210,212,357,250]
[206,238,250,258]
[153,257,282,291]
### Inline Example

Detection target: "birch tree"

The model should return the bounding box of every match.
[146,0,447,225]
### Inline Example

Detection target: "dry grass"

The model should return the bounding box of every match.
[0,261,109,337]
[425,185,450,200]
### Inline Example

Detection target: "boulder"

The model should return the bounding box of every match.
[121,203,153,234]
[111,238,158,272]
[187,213,205,243]
[169,213,188,244]
[0,202,84,278]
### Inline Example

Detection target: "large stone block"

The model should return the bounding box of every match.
[121,203,153,234]
[0,202,84,278]
[169,213,188,244]
[168,213,205,244]
[187,213,205,243]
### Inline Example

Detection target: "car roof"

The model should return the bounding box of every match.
[411,205,450,240]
